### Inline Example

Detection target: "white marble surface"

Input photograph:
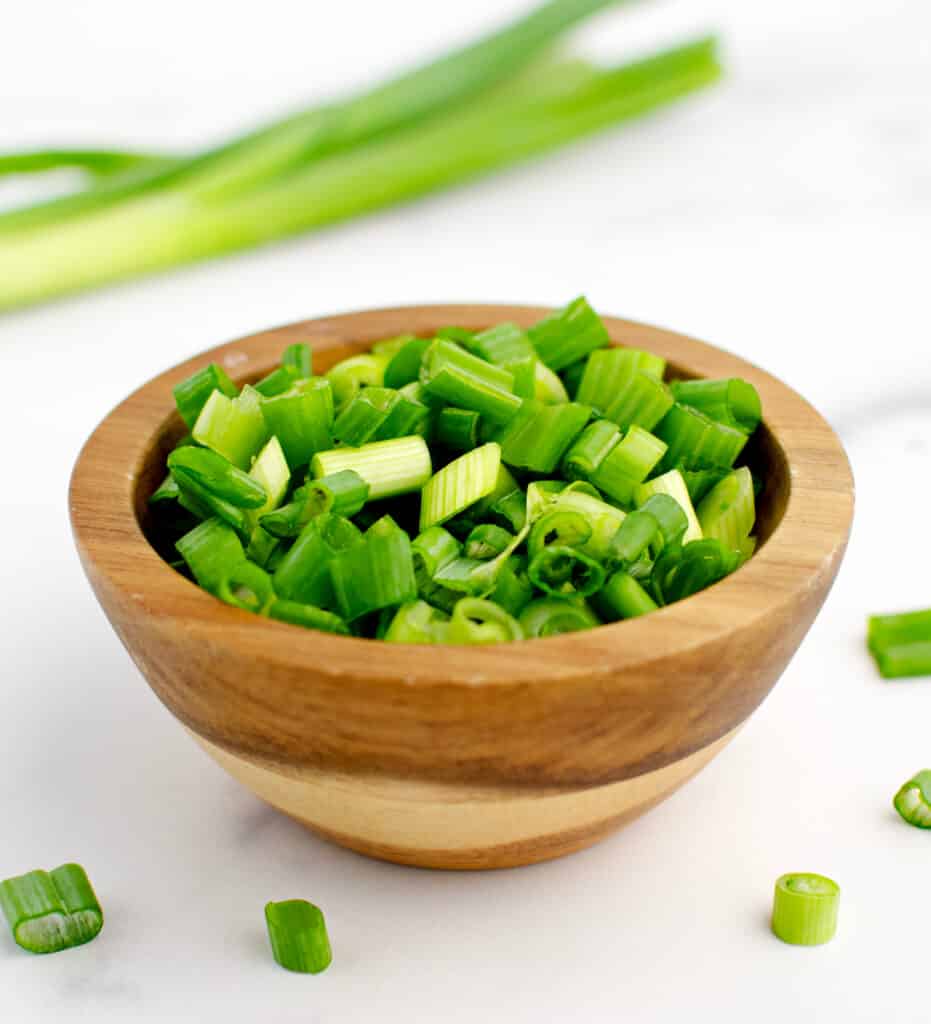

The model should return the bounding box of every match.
[1,1,930,1020]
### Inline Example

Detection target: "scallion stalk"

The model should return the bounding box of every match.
[528,296,610,370]
[602,370,674,432]
[493,399,591,473]
[260,378,334,470]
[670,377,761,434]
[265,900,332,974]
[435,407,483,451]
[576,347,666,411]
[273,513,362,606]
[330,515,418,620]
[655,402,747,472]
[173,363,239,429]
[333,386,400,446]
[175,517,246,592]
[312,435,432,501]
[420,339,521,425]
[167,446,268,508]
[0,864,103,955]
[420,442,502,530]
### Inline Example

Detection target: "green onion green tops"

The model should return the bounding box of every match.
[149,298,763,642]
[771,873,840,947]
[265,900,332,974]
[893,770,931,828]
[0,864,103,954]
[867,608,931,679]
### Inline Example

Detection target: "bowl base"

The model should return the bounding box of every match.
[193,729,737,870]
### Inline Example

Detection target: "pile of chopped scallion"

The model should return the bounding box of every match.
[150,296,763,643]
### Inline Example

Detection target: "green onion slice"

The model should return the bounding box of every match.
[448,597,524,644]
[265,899,332,974]
[528,545,606,598]
[0,864,103,955]
[771,873,840,946]
[420,442,501,530]
[167,446,267,508]
[893,771,931,828]
[519,597,601,638]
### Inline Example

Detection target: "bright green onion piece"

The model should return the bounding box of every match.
[273,513,362,606]
[528,545,606,597]
[260,378,334,470]
[313,435,432,501]
[246,525,280,569]
[489,555,534,617]
[325,354,387,412]
[681,467,728,504]
[872,643,931,679]
[383,600,450,643]
[435,407,482,451]
[576,347,665,411]
[447,598,523,645]
[420,339,521,425]
[173,363,239,429]
[265,899,332,974]
[254,364,302,398]
[771,874,840,946]
[636,469,702,543]
[282,343,313,378]
[893,771,931,828]
[332,386,399,446]
[489,488,527,533]
[534,360,569,404]
[382,337,429,388]
[560,358,587,399]
[697,466,755,550]
[652,538,738,604]
[330,515,417,620]
[411,526,461,579]
[670,377,761,434]
[464,524,513,560]
[549,488,626,561]
[519,597,601,638]
[528,296,609,371]
[216,560,276,613]
[193,385,268,470]
[306,469,369,518]
[175,518,246,592]
[0,864,103,955]
[736,534,757,568]
[174,471,250,536]
[149,473,180,504]
[465,322,534,367]
[590,425,667,505]
[420,442,501,530]
[593,570,658,620]
[167,446,267,509]
[602,370,674,432]
[493,400,591,473]
[867,609,931,656]
[373,390,431,440]
[528,509,592,559]
[265,599,350,635]
[655,403,748,472]
[562,420,621,480]
[245,436,290,529]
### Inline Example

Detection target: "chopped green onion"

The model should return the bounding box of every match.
[548,488,626,561]
[383,600,450,643]
[576,347,665,411]
[411,526,461,579]
[635,469,702,543]
[325,354,387,412]
[260,378,334,470]
[561,358,587,399]
[893,771,931,828]
[528,296,609,370]
[489,488,527,533]
[435,407,482,451]
[652,538,738,604]
[306,469,369,518]
[175,517,246,592]
[519,597,601,637]
[697,466,755,549]
[167,446,267,508]
[216,560,276,612]
[681,467,728,504]
[593,570,658,620]
[771,874,840,947]
[382,337,430,388]
[493,399,591,473]
[465,322,534,367]
[173,363,239,429]
[193,385,268,469]
[464,523,514,560]
[562,420,621,480]
[265,599,350,635]
[149,473,180,504]
[670,377,761,433]
[655,403,747,472]
[420,442,501,530]
[0,864,103,955]
[330,515,417,620]
[735,534,756,568]
[528,545,606,597]
[528,508,592,558]
[245,436,291,529]
[420,339,521,425]
[246,525,280,568]
[590,425,667,505]
[489,555,535,616]
[448,598,524,644]
[871,643,931,680]
[265,899,332,974]
[254,364,302,398]
[333,386,399,446]
[534,361,570,404]
[867,609,931,656]
[313,435,432,501]
[273,513,362,606]
[601,370,674,432]
[282,343,313,378]
[373,389,431,440]
[174,471,251,536]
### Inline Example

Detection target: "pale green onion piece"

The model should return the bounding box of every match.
[447,597,523,644]
[893,771,931,828]
[550,488,626,561]
[534,360,570,403]
[697,466,755,550]
[192,385,268,469]
[265,899,332,974]
[325,354,387,412]
[0,864,103,954]
[312,435,432,501]
[383,600,450,643]
[519,597,601,638]
[420,442,501,530]
[771,874,840,947]
[259,378,334,470]
[576,347,665,411]
[245,436,291,529]
[635,469,702,543]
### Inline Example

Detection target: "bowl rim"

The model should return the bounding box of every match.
[69,303,854,689]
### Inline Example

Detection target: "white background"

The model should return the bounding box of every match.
[2,1,930,1020]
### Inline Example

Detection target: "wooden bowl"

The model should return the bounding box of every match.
[70,306,854,870]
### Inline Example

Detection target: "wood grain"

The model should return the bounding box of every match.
[69,306,854,868]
